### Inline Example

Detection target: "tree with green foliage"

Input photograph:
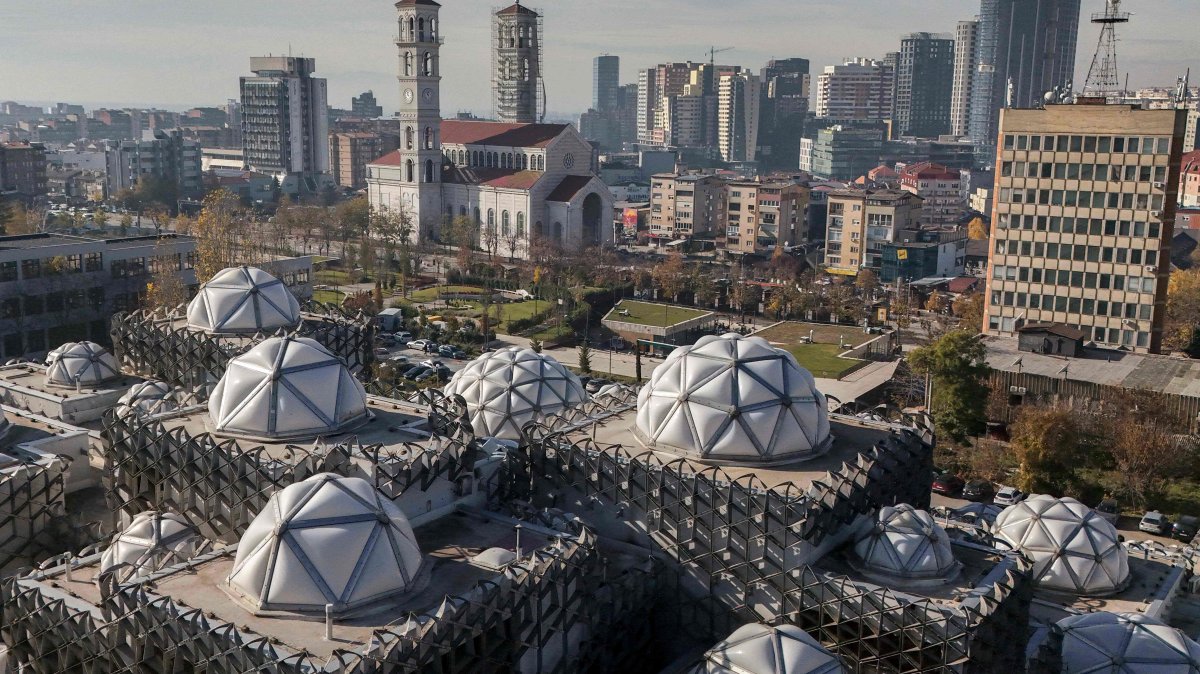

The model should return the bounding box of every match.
[907,330,990,443]
[1009,405,1086,494]
[578,341,592,373]
[530,338,543,353]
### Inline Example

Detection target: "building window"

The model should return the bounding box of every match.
[0,261,15,282]
[406,127,414,150]
[487,209,495,229]
[424,127,433,150]
[84,252,103,272]
[405,159,415,183]
[517,212,526,236]
[423,52,433,76]
[21,258,41,280]
[424,159,434,183]
[404,52,413,77]
[501,210,510,236]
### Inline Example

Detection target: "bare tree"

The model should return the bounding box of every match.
[143,237,189,312]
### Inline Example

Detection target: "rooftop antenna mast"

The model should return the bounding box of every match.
[1083,0,1130,97]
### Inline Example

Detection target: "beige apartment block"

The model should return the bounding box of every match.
[723,181,809,255]
[823,189,922,274]
[983,103,1188,353]
[648,173,726,241]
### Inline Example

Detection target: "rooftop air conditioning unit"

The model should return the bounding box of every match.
[1144,265,1158,274]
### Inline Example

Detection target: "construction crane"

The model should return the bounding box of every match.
[706,46,733,69]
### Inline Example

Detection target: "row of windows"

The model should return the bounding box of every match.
[0,288,106,319]
[992,265,1157,293]
[112,254,190,279]
[1001,161,1168,183]
[996,214,1162,238]
[401,159,437,184]
[1002,134,1171,155]
[399,16,438,43]
[991,291,1153,321]
[400,51,437,78]
[450,149,544,171]
[1000,188,1165,211]
[1,253,104,282]
[993,240,1159,266]
[989,316,1151,349]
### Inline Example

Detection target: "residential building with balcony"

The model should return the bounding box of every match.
[648,173,725,242]
[823,188,922,274]
[722,180,809,255]
[899,161,964,228]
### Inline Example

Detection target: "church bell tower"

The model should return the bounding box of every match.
[395,0,443,240]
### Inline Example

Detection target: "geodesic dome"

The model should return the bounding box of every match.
[853,504,960,581]
[636,333,831,465]
[442,347,588,439]
[994,495,1129,595]
[99,511,204,582]
[1055,612,1200,673]
[44,341,121,388]
[114,380,179,418]
[186,266,301,335]
[208,336,370,442]
[225,473,424,615]
[691,623,846,674]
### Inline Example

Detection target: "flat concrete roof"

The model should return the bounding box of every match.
[0,363,137,399]
[985,335,1200,398]
[564,410,904,488]
[161,397,430,458]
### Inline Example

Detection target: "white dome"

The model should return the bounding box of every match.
[115,380,179,418]
[186,266,301,335]
[692,623,845,674]
[226,473,424,615]
[45,341,121,388]
[99,511,204,581]
[1056,612,1200,673]
[442,347,588,439]
[208,337,370,442]
[853,504,960,581]
[994,495,1129,595]
[636,333,831,464]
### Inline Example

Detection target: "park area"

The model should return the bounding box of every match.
[752,321,871,379]
[602,300,709,328]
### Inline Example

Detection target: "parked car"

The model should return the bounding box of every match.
[1172,515,1199,542]
[439,345,467,359]
[394,331,413,342]
[993,486,1026,506]
[931,473,965,497]
[1139,511,1171,535]
[378,334,396,346]
[585,378,612,394]
[405,366,432,380]
[387,355,410,367]
[406,339,432,351]
[962,480,995,503]
[374,347,390,356]
[423,341,442,354]
[1094,498,1120,526]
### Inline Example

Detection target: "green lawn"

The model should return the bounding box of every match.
[409,285,488,302]
[784,343,864,379]
[315,269,356,286]
[603,300,708,328]
[754,321,869,348]
[312,289,345,305]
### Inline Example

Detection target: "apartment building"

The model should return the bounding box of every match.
[899,162,963,228]
[717,72,760,163]
[815,58,894,122]
[810,126,884,181]
[723,180,809,255]
[0,142,48,204]
[648,173,725,241]
[330,132,399,190]
[823,188,922,274]
[894,33,954,138]
[950,20,980,138]
[983,103,1187,353]
[1181,150,1200,208]
[105,129,203,200]
[240,56,330,192]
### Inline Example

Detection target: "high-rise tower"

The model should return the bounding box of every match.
[593,55,619,112]
[393,0,443,240]
[950,19,980,137]
[894,32,955,138]
[493,2,542,123]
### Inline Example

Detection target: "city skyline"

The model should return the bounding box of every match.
[3,0,1197,117]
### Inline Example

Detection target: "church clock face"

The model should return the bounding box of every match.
[422,88,434,102]
[562,153,575,169]
[403,88,414,104]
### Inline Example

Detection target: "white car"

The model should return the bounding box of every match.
[1139,511,1170,535]
[406,339,432,351]
[993,486,1026,506]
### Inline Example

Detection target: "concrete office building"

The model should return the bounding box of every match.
[823,188,922,274]
[894,33,955,138]
[758,58,811,171]
[104,129,203,201]
[329,132,398,190]
[492,3,542,124]
[239,56,330,193]
[0,142,47,205]
[810,126,884,181]
[969,0,1081,164]
[983,104,1187,353]
[717,71,760,163]
[816,59,895,123]
[950,19,980,137]
[0,232,196,360]
[351,90,384,118]
[648,173,726,241]
[1180,150,1200,209]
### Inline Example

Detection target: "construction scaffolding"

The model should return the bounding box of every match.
[492,4,544,123]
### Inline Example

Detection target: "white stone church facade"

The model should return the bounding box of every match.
[367,0,613,259]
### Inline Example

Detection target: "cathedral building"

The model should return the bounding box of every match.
[367,0,613,258]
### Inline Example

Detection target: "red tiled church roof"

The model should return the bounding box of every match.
[440,120,566,148]
[443,166,543,189]
[546,175,594,202]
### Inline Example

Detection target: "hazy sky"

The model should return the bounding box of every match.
[3,0,1198,118]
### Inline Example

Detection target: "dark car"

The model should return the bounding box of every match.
[423,341,441,354]
[1173,515,1199,542]
[931,473,965,497]
[962,480,995,503]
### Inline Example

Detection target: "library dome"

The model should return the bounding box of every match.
[186,266,301,335]
[45,341,121,388]
[99,511,204,582]
[1056,612,1200,673]
[114,380,179,418]
[853,504,960,581]
[691,623,845,674]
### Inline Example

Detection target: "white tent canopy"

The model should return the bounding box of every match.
[99,511,204,582]
[225,473,424,615]
[442,347,588,439]
[186,266,301,335]
[44,341,121,388]
[854,504,960,581]
[994,495,1129,595]
[691,623,846,674]
[636,333,831,464]
[1056,612,1200,673]
[208,337,370,442]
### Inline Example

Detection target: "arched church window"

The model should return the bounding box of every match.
[553,222,563,242]
[487,209,495,230]
[405,159,414,183]
[404,52,413,77]
[424,159,434,183]
[501,210,510,236]
[474,207,480,224]
[405,126,414,150]
[407,17,415,40]
[418,17,425,41]
[516,213,526,236]
[423,52,433,76]
[424,127,433,150]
